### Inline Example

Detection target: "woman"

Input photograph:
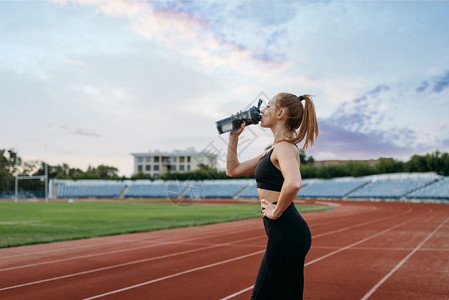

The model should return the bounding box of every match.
[226,93,319,299]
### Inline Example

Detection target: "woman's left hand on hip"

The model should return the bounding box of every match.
[260,199,278,220]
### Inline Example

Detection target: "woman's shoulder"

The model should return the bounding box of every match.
[274,140,298,150]
[273,141,299,157]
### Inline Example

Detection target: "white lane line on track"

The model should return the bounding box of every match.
[0,226,263,272]
[90,209,429,300]
[304,212,432,266]
[0,235,265,292]
[1,206,422,298]
[220,286,254,300]
[314,201,341,208]
[309,212,379,228]
[0,218,258,260]
[1,208,402,272]
[0,237,161,260]
[312,209,412,239]
[360,216,449,300]
[219,210,433,300]
[312,245,449,252]
[308,205,401,228]
[0,242,170,272]
[0,206,414,294]
[82,249,266,300]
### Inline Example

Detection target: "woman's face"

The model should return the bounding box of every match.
[260,96,278,128]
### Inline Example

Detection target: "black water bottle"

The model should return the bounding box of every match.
[215,99,263,134]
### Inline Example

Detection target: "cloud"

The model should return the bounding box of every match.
[232,2,299,27]
[433,70,449,93]
[416,81,429,93]
[308,76,447,160]
[367,84,391,96]
[62,59,85,66]
[252,29,288,63]
[353,84,391,103]
[442,138,449,148]
[49,125,101,138]
[315,109,415,159]
[57,0,147,17]
[311,119,413,159]
[50,0,291,72]
[330,84,390,133]
[415,70,449,94]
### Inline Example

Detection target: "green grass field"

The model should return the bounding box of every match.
[0,201,332,248]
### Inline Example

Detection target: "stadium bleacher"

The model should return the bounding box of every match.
[408,177,449,199]
[181,180,251,198]
[347,176,438,199]
[124,181,172,198]
[57,182,125,198]
[298,179,368,198]
[50,173,448,202]
[238,183,258,198]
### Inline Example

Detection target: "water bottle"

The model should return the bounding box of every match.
[215,99,263,134]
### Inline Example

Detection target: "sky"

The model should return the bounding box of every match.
[1,0,449,176]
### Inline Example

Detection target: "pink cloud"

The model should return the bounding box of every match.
[50,0,289,73]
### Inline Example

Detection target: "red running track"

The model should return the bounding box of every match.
[0,200,448,299]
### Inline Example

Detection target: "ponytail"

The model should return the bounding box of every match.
[275,93,319,149]
[296,94,319,149]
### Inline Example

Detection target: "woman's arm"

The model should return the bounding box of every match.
[226,124,263,177]
[261,142,301,219]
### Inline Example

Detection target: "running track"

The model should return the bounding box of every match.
[1,200,448,299]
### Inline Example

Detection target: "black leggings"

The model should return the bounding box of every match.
[250,202,311,300]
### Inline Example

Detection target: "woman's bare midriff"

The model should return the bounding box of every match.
[257,188,280,204]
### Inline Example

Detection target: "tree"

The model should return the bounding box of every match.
[95,164,119,178]
[299,149,315,165]
[375,157,404,174]
[300,164,317,179]
[317,164,349,179]
[407,154,428,173]
[345,161,376,177]
[421,149,449,176]
[0,163,12,192]
[131,172,153,180]
[439,151,449,176]
[0,149,18,191]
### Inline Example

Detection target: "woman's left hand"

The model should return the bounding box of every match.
[261,199,279,220]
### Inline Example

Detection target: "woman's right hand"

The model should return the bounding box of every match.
[230,122,245,139]
[229,110,245,139]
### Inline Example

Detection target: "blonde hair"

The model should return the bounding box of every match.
[275,93,319,149]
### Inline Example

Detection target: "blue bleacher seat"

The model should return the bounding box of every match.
[297,179,367,198]
[347,177,437,199]
[57,183,125,198]
[239,183,258,198]
[52,174,447,201]
[124,182,170,198]
[181,180,250,198]
[408,177,449,199]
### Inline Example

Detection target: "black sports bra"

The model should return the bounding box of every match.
[255,148,284,192]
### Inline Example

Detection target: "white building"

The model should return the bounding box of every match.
[131,147,218,178]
